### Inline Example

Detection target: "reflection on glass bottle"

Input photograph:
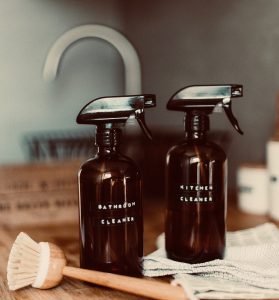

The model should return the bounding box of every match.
[166,126,227,263]
[76,95,156,276]
[79,128,143,275]
[165,85,243,263]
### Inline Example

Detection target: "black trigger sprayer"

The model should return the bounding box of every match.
[167,84,243,135]
[77,94,156,139]
[76,94,156,276]
[165,84,243,264]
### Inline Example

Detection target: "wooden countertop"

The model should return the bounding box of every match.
[0,197,276,300]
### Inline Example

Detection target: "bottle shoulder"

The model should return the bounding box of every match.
[79,154,140,176]
[168,139,227,161]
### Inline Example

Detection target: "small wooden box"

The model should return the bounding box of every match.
[0,160,82,226]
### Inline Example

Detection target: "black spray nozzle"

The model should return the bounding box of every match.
[76,94,156,139]
[167,84,243,134]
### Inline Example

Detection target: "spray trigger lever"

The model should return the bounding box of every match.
[222,97,243,135]
[135,109,153,140]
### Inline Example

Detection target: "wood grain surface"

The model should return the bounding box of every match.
[0,196,276,300]
[0,160,81,226]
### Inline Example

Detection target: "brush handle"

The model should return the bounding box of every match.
[62,266,188,300]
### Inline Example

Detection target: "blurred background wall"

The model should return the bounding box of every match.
[1,0,279,189]
[0,0,124,163]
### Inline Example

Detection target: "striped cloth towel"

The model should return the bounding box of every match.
[143,223,279,299]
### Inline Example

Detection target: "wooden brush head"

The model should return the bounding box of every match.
[38,242,67,289]
[7,232,67,290]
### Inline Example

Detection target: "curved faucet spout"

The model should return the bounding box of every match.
[43,24,141,94]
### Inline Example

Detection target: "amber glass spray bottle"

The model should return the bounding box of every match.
[76,95,156,276]
[165,85,243,263]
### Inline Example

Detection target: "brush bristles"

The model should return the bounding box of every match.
[7,232,41,290]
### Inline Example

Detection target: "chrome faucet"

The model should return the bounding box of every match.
[43,24,141,94]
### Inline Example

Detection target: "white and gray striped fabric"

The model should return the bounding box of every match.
[143,223,279,299]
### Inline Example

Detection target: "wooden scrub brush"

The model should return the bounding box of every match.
[7,232,189,300]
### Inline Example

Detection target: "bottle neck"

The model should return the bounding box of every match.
[184,112,209,141]
[185,131,207,140]
[95,127,121,156]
